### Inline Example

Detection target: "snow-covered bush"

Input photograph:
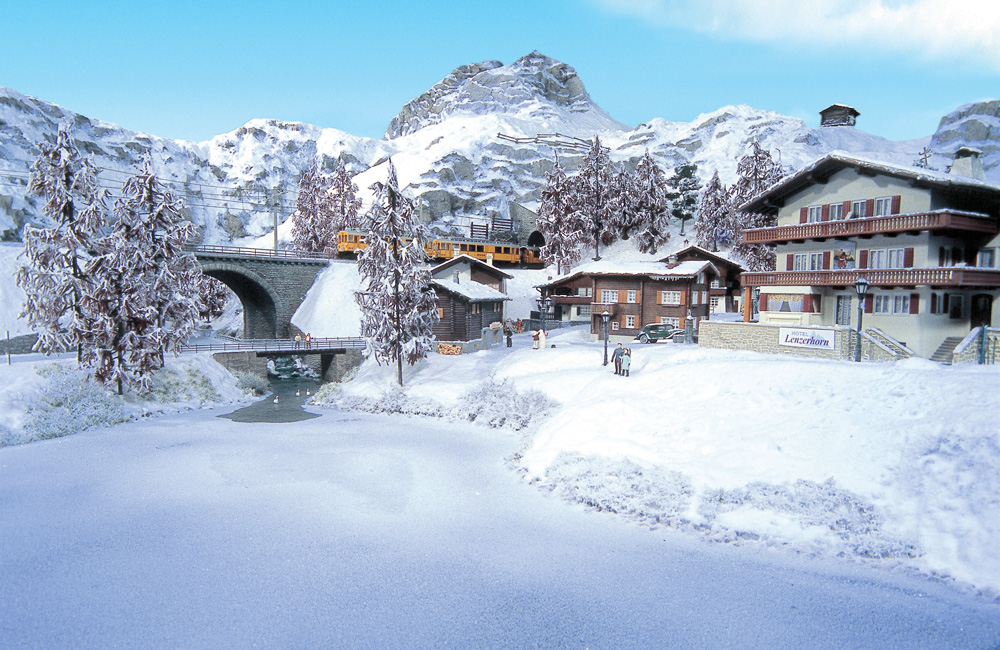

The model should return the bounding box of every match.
[698,479,918,559]
[233,371,269,396]
[144,365,220,405]
[533,453,693,529]
[317,378,558,433]
[455,379,557,431]
[20,364,126,443]
[336,385,448,418]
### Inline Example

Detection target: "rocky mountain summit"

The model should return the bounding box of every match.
[385,51,627,139]
[0,52,996,245]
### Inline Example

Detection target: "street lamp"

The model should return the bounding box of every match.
[536,294,551,334]
[854,277,870,362]
[601,310,611,366]
[753,287,761,321]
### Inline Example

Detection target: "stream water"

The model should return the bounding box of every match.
[219,376,322,423]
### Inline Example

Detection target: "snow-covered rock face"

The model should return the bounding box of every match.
[385,51,626,140]
[930,100,1000,174]
[0,56,997,244]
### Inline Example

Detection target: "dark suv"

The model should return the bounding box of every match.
[636,323,685,343]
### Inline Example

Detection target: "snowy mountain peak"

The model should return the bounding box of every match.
[384,51,627,140]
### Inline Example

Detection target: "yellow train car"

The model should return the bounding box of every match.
[336,230,542,267]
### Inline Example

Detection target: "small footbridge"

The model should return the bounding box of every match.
[181,336,367,383]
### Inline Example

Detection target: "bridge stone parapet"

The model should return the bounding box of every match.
[191,247,330,339]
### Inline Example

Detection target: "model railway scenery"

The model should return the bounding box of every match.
[336,229,543,266]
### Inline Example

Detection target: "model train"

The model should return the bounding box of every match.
[336,229,542,266]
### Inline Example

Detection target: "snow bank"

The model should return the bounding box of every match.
[291,261,363,336]
[0,352,250,447]
[325,328,1000,595]
[0,243,30,337]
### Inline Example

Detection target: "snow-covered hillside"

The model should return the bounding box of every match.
[2,52,996,244]
[319,327,1000,597]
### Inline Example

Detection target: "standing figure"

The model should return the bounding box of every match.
[621,348,632,377]
[538,329,547,349]
[532,330,540,349]
[515,318,523,334]
[294,333,302,349]
[504,324,513,348]
[612,343,624,375]
[305,333,312,349]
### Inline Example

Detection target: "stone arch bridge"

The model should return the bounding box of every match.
[189,245,330,339]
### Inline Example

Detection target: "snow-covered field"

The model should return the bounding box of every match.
[319,327,1000,598]
[1,328,999,646]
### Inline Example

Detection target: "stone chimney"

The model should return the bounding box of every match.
[950,147,985,180]
[666,254,679,268]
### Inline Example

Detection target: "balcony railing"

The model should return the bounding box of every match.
[743,210,998,244]
[741,267,1000,288]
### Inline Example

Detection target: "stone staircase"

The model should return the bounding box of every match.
[930,336,964,364]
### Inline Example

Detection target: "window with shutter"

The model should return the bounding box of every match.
[909,294,919,314]
[903,248,914,267]
[859,250,869,269]
[823,251,831,269]
[799,207,808,223]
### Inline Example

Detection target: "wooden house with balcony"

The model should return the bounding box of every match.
[673,244,744,313]
[535,257,719,342]
[739,151,1000,358]
[430,255,511,342]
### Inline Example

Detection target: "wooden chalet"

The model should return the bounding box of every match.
[672,244,744,313]
[430,255,512,342]
[536,257,719,342]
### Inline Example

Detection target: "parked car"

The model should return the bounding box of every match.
[635,323,686,343]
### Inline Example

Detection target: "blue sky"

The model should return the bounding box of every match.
[2,0,996,143]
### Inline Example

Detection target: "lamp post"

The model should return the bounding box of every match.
[854,277,870,362]
[536,295,551,334]
[601,310,611,366]
[752,287,761,321]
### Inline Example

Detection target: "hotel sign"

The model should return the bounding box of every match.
[778,327,835,350]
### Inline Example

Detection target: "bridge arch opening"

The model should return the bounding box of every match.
[201,268,280,339]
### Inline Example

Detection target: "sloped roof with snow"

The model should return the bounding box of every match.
[535,259,718,289]
[430,254,514,279]
[431,278,510,302]
[741,151,1000,213]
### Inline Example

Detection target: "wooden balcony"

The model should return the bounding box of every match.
[741,267,1000,289]
[743,210,998,244]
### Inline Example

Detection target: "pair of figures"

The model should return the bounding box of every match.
[611,343,632,376]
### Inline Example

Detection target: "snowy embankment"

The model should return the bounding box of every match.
[0,353,252,447]
[314,327,1000,597]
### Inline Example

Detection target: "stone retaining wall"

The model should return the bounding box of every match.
[699,321,901,362]
[953,327,1000,364]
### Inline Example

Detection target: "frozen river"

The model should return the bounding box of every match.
[1,405,998,649]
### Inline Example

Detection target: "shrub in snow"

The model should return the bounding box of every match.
[533,453,693,529]
[454,379,557,431]
[20,364,125,442]
[144,365,220,405]
[233,371,269,396]
[338,385,448,418]
[697,479,917,559]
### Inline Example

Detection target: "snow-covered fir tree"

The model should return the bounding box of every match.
[630,151,672,255]
[537,157,586,274]
[354,160,438,387]
[573,136,619,260]
[197,276,230,323]
[728,141,785,271]
[328,158,363,231]
[87,156,204,393]
[665,163,701,237]
[606,167,641,242]
[291,156,337,255]
[17,122,108,361]
[694,171,731,252]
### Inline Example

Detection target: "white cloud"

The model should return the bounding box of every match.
[593,0,1000,71]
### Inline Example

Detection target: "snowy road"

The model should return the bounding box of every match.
[1,406,998,649]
